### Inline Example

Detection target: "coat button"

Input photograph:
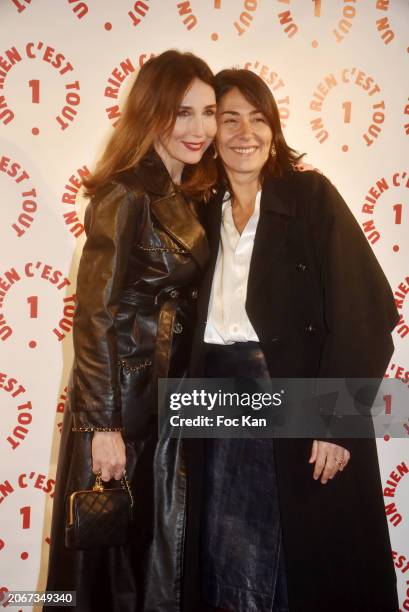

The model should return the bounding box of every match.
[296,262,307,272]
[170,289,179,299]
[173,322,183,334]
[191,289,198,299]
[305,323,316,333]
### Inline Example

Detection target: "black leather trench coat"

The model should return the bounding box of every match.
[190,170,400,612]
[46,152,209,612]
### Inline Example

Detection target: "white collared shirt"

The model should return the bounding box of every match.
[204,190,261,344]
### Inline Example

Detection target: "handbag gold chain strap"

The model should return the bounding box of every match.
[93,471,134,508]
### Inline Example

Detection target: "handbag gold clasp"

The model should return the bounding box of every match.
[93,473,104,492]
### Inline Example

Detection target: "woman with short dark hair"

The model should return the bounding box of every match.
[191,69,399,612]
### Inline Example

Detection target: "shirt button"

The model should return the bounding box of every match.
[296,262,307,272]
[305,323,316,333]
[231,325,239,333]
[170,289,179,299]
[173,322,183,334]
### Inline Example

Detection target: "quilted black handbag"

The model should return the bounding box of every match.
[65,472,134,550]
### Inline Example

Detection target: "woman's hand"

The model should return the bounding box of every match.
[294,161,323,174]
[91,431,126,482]
[309,440,351,484]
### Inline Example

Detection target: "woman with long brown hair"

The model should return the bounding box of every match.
[45,50,217,612]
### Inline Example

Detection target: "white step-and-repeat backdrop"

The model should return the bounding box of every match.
[1,0,409,609]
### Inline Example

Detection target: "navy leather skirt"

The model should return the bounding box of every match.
[201,342,289,612]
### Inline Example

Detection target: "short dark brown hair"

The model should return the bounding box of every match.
[83,50,217,199]
[214,69,304,182]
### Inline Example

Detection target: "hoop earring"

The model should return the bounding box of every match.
[211,143,218,159]
[270,142,276,157]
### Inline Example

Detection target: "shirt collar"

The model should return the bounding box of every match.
[222,189,262,213]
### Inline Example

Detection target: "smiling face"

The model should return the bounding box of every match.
[216,87,273,181]
[155,77,217,182]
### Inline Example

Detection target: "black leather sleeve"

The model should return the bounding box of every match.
[70,182,140,431]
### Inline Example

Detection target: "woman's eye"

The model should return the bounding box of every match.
[224,119,237,124]
[177,110,190,117]
[204,109,216,117]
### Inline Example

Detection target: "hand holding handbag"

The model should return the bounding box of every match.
[65,471,134,550]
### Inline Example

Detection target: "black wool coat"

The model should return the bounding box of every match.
[189,170,400,612]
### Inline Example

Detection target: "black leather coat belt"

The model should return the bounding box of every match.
[120,285,199,306]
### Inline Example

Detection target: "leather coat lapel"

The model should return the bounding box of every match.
[134,150,172,196]
[247,176,296,296]
[134,150,209,270]
[150,192,209,270]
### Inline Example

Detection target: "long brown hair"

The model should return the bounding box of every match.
[214,69,304,183]
[83,50,217,199]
